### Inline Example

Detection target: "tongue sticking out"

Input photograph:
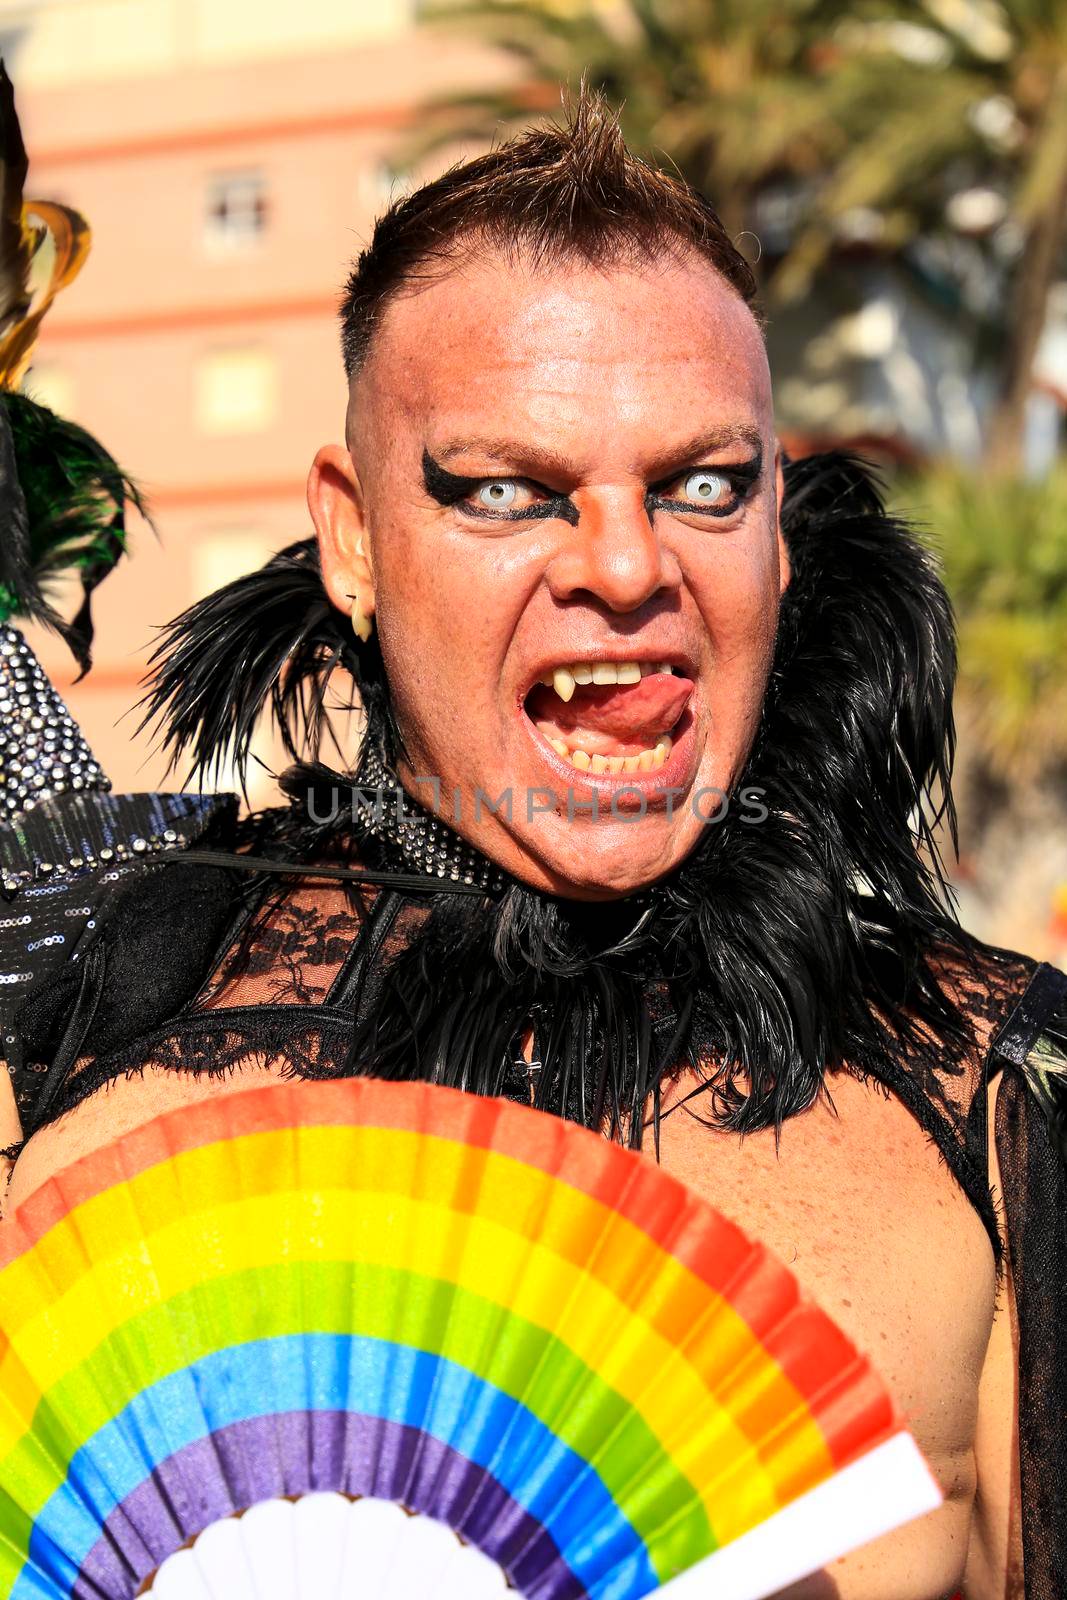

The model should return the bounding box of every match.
[525,673,693,757]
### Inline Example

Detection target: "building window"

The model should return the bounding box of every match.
[195,347,278,435]
[204,170,267,252]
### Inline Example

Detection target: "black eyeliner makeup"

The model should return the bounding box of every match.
[422,449,476,505]
[421,448,580,525]
[647,447,764,493]
[420,445,761,526]
[645,448,764,518]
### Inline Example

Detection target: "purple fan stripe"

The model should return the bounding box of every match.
[74,1412,582,1599]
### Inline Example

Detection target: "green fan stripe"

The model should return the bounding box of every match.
[1,1260,712,1575]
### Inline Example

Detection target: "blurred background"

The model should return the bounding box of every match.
[9,0,1067,960]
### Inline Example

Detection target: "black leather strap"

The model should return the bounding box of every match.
[327,889,406,1019]
[989,962,1067,1067]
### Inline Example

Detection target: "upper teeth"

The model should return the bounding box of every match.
[541,661,673,702]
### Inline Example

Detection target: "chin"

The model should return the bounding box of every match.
[495,819,700,901]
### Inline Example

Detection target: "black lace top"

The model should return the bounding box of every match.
[0,833,1046,1205]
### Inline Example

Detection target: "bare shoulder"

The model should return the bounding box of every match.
[2,1057,288,1219]
[655,1070,995,1599]
[648,937,1056,1597]
[964,1069,1023,1600]
[656,1065,996,1376]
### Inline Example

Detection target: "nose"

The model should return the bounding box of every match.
[545,486,680,613]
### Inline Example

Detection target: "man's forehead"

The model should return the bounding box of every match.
[351,248,771,444]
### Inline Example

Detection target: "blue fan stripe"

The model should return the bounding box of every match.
[17,1335,656,1599]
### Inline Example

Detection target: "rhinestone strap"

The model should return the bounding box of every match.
[350,746,508,893]
[0,624,109,819]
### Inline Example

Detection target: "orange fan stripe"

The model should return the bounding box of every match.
[0,1080,895,1480]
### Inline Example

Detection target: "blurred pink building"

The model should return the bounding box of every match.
[13,0,510,799]
[7,2,1065,962]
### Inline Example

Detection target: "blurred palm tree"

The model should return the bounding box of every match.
[409,0,1067,779]
[783,0,1067,475]
[414,0,1067,472]
[900,464,1067,777]
[413,0,857,259]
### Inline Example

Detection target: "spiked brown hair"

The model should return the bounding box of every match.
[339,80,759,378]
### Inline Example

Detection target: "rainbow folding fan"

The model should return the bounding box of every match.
[0,1078,940,1598]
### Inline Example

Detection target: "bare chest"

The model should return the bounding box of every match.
[4,1064,994,1598]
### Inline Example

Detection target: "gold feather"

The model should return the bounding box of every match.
[0,60,91,392]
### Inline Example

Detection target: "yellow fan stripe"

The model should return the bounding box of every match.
[0,1123,833,1537]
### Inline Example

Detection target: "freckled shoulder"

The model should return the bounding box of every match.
[653,1071,994,1599]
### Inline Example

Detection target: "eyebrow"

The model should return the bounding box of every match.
[431,424,765,484]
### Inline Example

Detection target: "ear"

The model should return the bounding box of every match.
[774,443,791,595]
[307,443,375,619]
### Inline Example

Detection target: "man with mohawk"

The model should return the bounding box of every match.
[2,83,1064,1600]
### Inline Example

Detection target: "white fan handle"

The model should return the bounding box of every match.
[655,1433,942,1600]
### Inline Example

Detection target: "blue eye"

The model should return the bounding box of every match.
[682,470,730,505]
[475,480,519,509]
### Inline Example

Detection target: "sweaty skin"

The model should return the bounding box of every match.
[0,251,1018,1599]
[309,248,788,898]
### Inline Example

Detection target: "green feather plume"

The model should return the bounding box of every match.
[0,390,149,675]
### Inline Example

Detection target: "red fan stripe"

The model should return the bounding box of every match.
[2,1080,897,1465]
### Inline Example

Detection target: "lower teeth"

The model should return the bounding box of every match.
[549,737,672,772]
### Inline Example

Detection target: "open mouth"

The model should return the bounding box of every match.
[522,660,694,775]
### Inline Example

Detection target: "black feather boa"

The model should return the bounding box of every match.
[142,452,977,1144]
